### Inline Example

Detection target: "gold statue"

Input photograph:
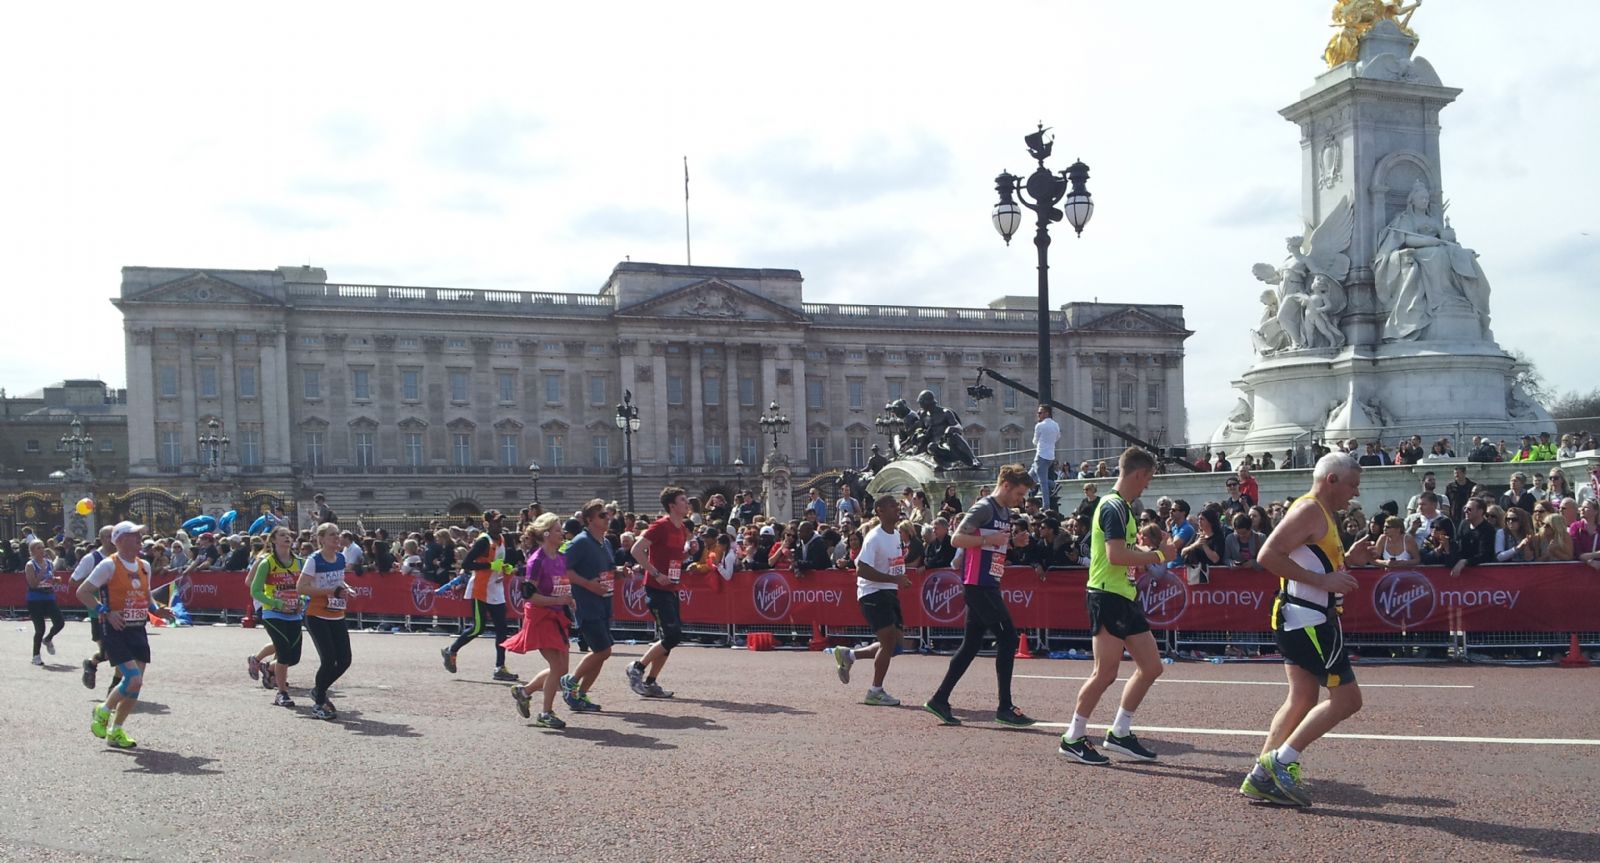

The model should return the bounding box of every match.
[1324,0,1421,68]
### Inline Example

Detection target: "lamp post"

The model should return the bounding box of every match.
[527,461,542,505]
[758,401,791,457]
[992,124,1093,413]
[874,406,906,454]
[732,457,746,482]
[614,388,641,512]
[59,416,93,476]
[197,418,230,480]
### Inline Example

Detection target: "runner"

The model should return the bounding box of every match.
[1239,452,1375,806]
[506,514,577,729]
[625,486,691,699]
[298,523,354,721]
[440,510,517,681]
[558,499,624,713]
[828,494,911,706]
[245,540,278,689]
[25,539,64,666]
[248,526,304,707]
[1059,446,1179,765]
[923,464,1037,727]
[70,526,116,689]
[75,522,175,749]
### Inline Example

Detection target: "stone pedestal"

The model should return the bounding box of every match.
[60,485,95,542]
[761,451,793,524]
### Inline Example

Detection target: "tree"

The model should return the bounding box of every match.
[1508,349,1552,404]
[1548,388,1600,436]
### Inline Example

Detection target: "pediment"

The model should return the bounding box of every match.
[1074,307,1189,335]
[614,278,807,324]
[133,273,274,305]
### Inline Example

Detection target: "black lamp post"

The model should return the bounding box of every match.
[527,461,542,504]
[992,124,1093,413]
[874,406,906,454]
[198,417,230,479]
[614,389,641,512]
[60,416,93,474]
[732,457,746,483]
[758,401,791,455]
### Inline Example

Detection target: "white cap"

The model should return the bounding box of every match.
[111,521,147,542]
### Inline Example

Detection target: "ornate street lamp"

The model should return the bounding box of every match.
[197,417,230,480]
[758,401,791,453]
[59,416,93,476]
[874,406,907,454]
[992,124,1093,412]
[527,461,542,504]
[732,457,746,482]
[614,388,642,512]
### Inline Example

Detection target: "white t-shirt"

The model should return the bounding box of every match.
[343,542,364,567]
[855,526,906,599]
[1033,417,1061,461]
[72,548,108,584]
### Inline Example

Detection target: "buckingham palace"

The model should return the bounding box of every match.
[114,261,1190,516]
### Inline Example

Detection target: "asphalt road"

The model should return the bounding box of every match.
[4,620,1597,862]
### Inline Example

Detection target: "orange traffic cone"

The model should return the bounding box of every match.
[1015,629,1034,659]
[1559,633,1591,668]
[808,623,828,651]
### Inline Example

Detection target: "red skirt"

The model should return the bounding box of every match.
[501,605,569,654]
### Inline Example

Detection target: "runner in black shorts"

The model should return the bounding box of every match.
[828,495,911,706]
[1085,591,1151,641]
[558,500,624,712]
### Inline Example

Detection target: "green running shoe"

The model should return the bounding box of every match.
[90,705,110,739]
[105,727,137,749]
[1239,763,1294,805]
[1258,752,1312,807]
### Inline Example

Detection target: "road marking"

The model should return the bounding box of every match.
[1016,674,1472,690]
[1034,723,1600,746]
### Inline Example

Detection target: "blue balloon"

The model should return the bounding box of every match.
[248,515,271,535]
[181,515,218,535]
[219,510,238,532]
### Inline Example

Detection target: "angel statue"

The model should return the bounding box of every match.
[1251,195,1354,352]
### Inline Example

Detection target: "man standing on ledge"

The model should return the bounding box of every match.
[1032,405,1061,509]
[923,463,1036,728]
[1240,452,1375,807]
[1059,446,1178,765]
[627,486,692,699]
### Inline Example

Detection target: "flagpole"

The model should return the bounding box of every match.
[683,155,692,266]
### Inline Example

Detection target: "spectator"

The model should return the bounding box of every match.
[794,522,833,573]
[1420,517,1457,566]
[1236,466,1259,508]
[1193,451,1213,472]
[371,528,395,574]
[835,490,860,526]
[924,517,956,569]
[1406,492,1443,548]
[1573,499,1600,565]
[1533,431,1558,461]
[1247,505,1273,538]
[1357,441,1384,467]
[1407,472,1437,515]
[1031,405,1061,508]
[1221,476,1250,517]
[1466,436,1498,463]
[313,493,337,525]
[1005,519,1048,572]
[1534,513,1574,562]
[1450,499,1497,576]
[1395,434,1426,465]
[1075,483,1101,521]
[1501,473,1536,514]
[223,536,250,571]
[341,530,366,575]
[940,484,962,514]
[1547,469,1572,503]
[400,539,423,577]
[831,529,858,569]
[1212,450,1232,472]
[1557,434,1580,460]
[1223,513,1263,568]
[1373,516,1419,566]
[1508,435,1538,463]
[1495,506,1535,562]
[1181,508,1224,584]
[187,533,221,573]
[1530,472,1551,503]
[423,529,452,585]
[1037,518,1075,569]
[1260,451,1277,470]
[1444,466,1474,521]
[738,491,762,523]
[1166,499,1196,570]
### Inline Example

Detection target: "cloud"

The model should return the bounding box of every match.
[1209,185,1300,229]
[225,201,342,231]
[426,109,556,180]
[721,134,952,208]
[570,206,680,240]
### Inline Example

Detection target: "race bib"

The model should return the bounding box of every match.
[553,580,572,598]
[599,573,616,596]
[325,595,348,611]
[989,554,1007,583]
[275,590,300,612]
[121,606,149,623]
[888,555,906,578]
[668,561,682,584]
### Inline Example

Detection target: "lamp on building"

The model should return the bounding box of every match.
[197,417,230,480]
[615,388,641,513]
[758,401,791,452]
[59,416,94,476]
[527,461,542,505]
[991,124,1092,413]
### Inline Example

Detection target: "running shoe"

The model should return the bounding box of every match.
[441,648,457,674]
[1239,764,1294,805]
[105,728,137,749]
[564,690,602,712]
[535,711,567,730]
[642,682,674,699]
[273,691,296,708]
[1057,736,1111,765]
[558,673,577,695]
[512,686,532,719]
[90,705,111,740]
[995,706,1037,727]
[32,655,43,666]
[260,663,276,689]
[43,638,55,656]
[492,667,519,682]
[863,689,901,707]
[1258,752,1311,807]
[248,655,260,680]
[829,647,853,685]
[311,703,338,721]
[81,659,96,690]
[922,700,961,726]
[1103,731,1158,762]
[574,692,602,712]
[625,663,646,695]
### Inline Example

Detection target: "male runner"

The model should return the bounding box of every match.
[440,510,518,681]
[626,486,691,698]
[70,525,116,690]
[558,499,625,711]
[1059,446,1179,765]
[923,463,1036,727]
[1239,452,1374,806]
[76,522,174,748]
[829,494,911,706]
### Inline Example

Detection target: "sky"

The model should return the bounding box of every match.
[2,0,1596,444]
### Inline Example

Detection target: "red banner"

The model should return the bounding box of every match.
[8,564,1599,633]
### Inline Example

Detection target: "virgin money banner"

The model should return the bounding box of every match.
[8,564,1598,632]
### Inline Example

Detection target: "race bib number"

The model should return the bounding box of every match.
[121,606,149,623]
[888,556,906,578]
[325,595,348,611]
[668,562,682,584]
[275,590,300,612]
[989,554,1007,583]
[553,579,572,598]
[599,573,616,596]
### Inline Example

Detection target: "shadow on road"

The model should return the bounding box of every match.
[38,664,77,674]
[609,711,726,732]
[552,726,679,750]
[329,710,422,738]
[672,697,814,716]
[105,747,224,776]
[1311,808,1598,862]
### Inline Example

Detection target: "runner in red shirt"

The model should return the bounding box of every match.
[625,486,692,698]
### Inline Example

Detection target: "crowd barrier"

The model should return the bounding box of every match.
[6,564,1597,641]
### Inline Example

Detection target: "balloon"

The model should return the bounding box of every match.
[75,498,95,516]
[181,515,218,535]
[219,510,239,532]
[248,515,271,535]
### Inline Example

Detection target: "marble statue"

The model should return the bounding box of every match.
[1325,0,1421,67]
[1374,180,1492,341]
[1251,195,1354,352]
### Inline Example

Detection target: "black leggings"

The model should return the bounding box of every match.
[304,615,352,704]
[931,586,1018,710]
[28,600,64,655]
[263,617,303,667]
[449,600,509,668]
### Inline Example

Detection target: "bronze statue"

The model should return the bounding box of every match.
[1325,0,1421,68]
[914,390,982,470]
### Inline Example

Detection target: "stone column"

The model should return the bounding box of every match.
[618,339,637,467]
[724,345,740,469]
[261,327,291,470]
[219,330,237,468]
[177,329,198,468]
[688,345,704,465]
[650,342,669,464]
[127,327,157,472]
[788,345,809,467]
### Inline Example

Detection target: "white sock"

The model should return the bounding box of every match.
[1067,714,1089,741]
[1275,743,1301,764]
[844,648,854,661]
[1111,708,1135,737]
[868,685,883,694]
